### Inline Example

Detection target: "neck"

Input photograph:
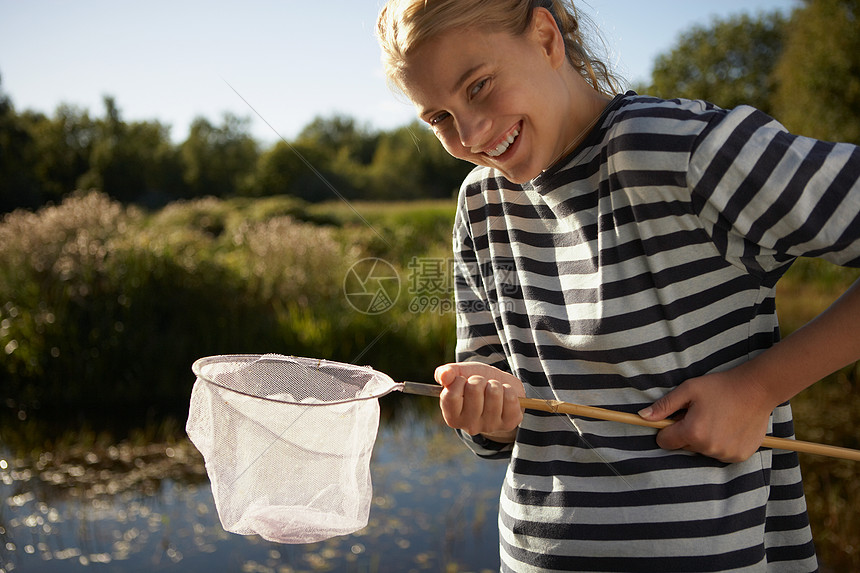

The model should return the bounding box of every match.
[543,91,612,173]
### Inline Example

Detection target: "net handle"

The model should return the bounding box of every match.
[399,382,860,462]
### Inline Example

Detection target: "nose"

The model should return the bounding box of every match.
[456,111,491,151]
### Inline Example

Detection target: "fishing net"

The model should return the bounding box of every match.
[186,354,408,544]
[187,353,860,545]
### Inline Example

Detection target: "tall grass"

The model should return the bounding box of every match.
[0,191,455,418]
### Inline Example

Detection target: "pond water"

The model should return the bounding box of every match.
[0,396,508,573]
[2,390,854,572]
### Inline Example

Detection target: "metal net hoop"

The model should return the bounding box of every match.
[186,354,400,543]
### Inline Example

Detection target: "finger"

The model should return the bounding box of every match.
[436,362,483,386]
[676,420,762,463]
[459,375,488,428]
[479,379,506,428]
[639,386,692,422]
[439,375,467,426]
[500,383,525,428]
[655,420,691,453]
[435,364,459,387]
[655,412,717,456]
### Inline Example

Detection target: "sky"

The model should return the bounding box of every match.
[0,0,797,145]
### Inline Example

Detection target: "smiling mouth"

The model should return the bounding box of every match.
[484,126,520,158]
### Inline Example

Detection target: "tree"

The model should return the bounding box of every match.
[249,139,339,202]
[250,117,470,202]
[0,74,42,211]
[289,115,380,200]
[773,0,860,143]
[180,113,259,198]
[410,124,474,198]
[78,97,181,205]
[296,115,379,166]
[33,105,96,203]
[644,12,786,114]
[368,123,472,200]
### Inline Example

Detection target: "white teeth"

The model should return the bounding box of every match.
[486,129,519,158]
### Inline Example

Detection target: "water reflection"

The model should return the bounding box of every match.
[0,395,506,572]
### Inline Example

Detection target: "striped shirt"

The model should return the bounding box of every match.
[452,93,860,572]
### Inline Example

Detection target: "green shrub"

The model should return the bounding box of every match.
[0,191,456,413]
[0,191,136,387]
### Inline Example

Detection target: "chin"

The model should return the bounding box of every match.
[466,153,542,184]
[495,165,542,185]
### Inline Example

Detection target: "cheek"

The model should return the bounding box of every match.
[437,132,475,163]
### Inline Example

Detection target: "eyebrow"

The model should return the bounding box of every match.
[452,64,484,95]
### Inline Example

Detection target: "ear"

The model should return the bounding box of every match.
[530,7,567,70]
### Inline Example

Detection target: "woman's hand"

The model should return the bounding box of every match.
[434,362,526,442]
[638,369,774,463]
[641,279,860,463]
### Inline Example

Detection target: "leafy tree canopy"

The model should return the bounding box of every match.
[644,11,785,115]
[773,0,860,142]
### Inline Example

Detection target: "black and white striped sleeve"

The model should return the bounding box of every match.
[688,105,860,276]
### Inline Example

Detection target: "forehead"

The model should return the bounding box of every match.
[398,29,507,113]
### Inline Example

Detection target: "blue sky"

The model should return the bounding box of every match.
[0,1,796,144]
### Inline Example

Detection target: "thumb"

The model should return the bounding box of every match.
[434,364,457,387]
[639,387,691,422]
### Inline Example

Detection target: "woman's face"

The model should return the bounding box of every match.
[400,9,586,184]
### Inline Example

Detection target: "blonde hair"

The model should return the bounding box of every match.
[376,0,623,97]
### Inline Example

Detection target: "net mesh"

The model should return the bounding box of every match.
[186,354,401,543]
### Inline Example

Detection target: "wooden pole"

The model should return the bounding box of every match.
[400,382,860,462]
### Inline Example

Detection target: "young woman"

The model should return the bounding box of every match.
[377,0,860,570]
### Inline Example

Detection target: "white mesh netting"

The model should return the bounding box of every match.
[186,354,400,544]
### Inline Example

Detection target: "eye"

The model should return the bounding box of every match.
[469,78,489,99]
[429,111,451,126]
